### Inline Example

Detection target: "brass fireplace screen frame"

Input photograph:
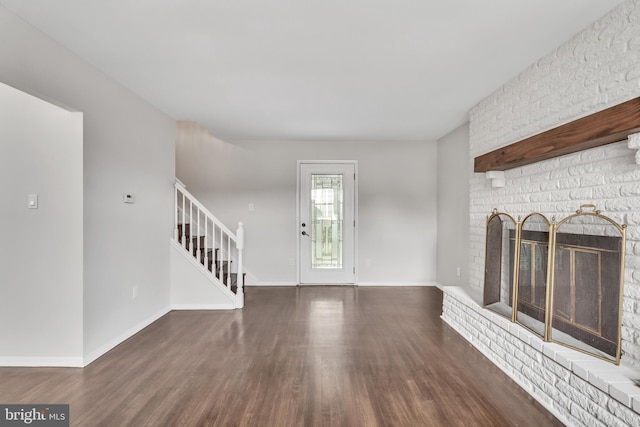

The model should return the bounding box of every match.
[483,204,626,364]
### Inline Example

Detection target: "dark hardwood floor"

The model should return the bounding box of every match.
[0,287,563,426]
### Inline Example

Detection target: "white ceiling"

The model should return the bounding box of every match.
[0,0,624,141]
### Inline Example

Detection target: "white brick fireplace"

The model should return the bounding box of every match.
[442,1,640,426]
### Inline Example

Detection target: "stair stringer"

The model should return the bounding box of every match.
[170,240,236,309]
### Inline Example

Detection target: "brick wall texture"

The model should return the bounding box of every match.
[468,0,640,367]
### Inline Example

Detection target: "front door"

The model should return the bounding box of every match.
[298,162,356,284]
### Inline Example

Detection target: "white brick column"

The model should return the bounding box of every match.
[455,2,640,425]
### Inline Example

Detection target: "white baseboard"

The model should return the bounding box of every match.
[83,306,171,367]
[357,282,437,287]
[250,282,298,287]
[171,304,234,310]
[0,356,84,368]
[2,303,236,368]
[250,282,438,287]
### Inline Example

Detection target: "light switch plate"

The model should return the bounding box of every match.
[28,194,38,209]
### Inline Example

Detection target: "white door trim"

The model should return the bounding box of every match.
[296,160,358,285]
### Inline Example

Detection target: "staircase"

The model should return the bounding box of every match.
[174,180,245,308]
[176,224,245,293]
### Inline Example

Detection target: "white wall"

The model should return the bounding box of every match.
[0,5,176,363]
[177,122,437,285]
[0,82,83,366]
[436,123,470,288]
[468,0,640,367]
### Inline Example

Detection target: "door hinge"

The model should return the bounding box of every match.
[353,267,355,274]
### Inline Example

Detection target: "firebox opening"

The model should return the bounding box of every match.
[483,206,626,364]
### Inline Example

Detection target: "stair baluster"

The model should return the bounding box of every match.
[181,192,186,249]
[204,216,209,273]
[236,222,244,308]
[196,206,201,261]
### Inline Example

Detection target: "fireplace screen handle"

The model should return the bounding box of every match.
[577,204,600,214]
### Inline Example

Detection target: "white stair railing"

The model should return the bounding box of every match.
[174,181,244,308]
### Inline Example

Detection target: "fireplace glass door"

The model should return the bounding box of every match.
[514,213,551,338]
[483,211,517,320]
[550,210,624,362]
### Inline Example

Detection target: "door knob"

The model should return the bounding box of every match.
[302,231,309,236]
[301,223,306,227]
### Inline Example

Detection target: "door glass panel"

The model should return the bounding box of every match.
[311,174,343,269]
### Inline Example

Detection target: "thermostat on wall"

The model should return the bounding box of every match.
[123,193,135,204]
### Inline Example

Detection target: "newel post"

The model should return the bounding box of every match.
[235,222,245,308]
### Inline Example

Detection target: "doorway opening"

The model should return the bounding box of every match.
[297,161,357,284]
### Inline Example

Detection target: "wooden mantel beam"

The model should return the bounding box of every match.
[474,97,640,173]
